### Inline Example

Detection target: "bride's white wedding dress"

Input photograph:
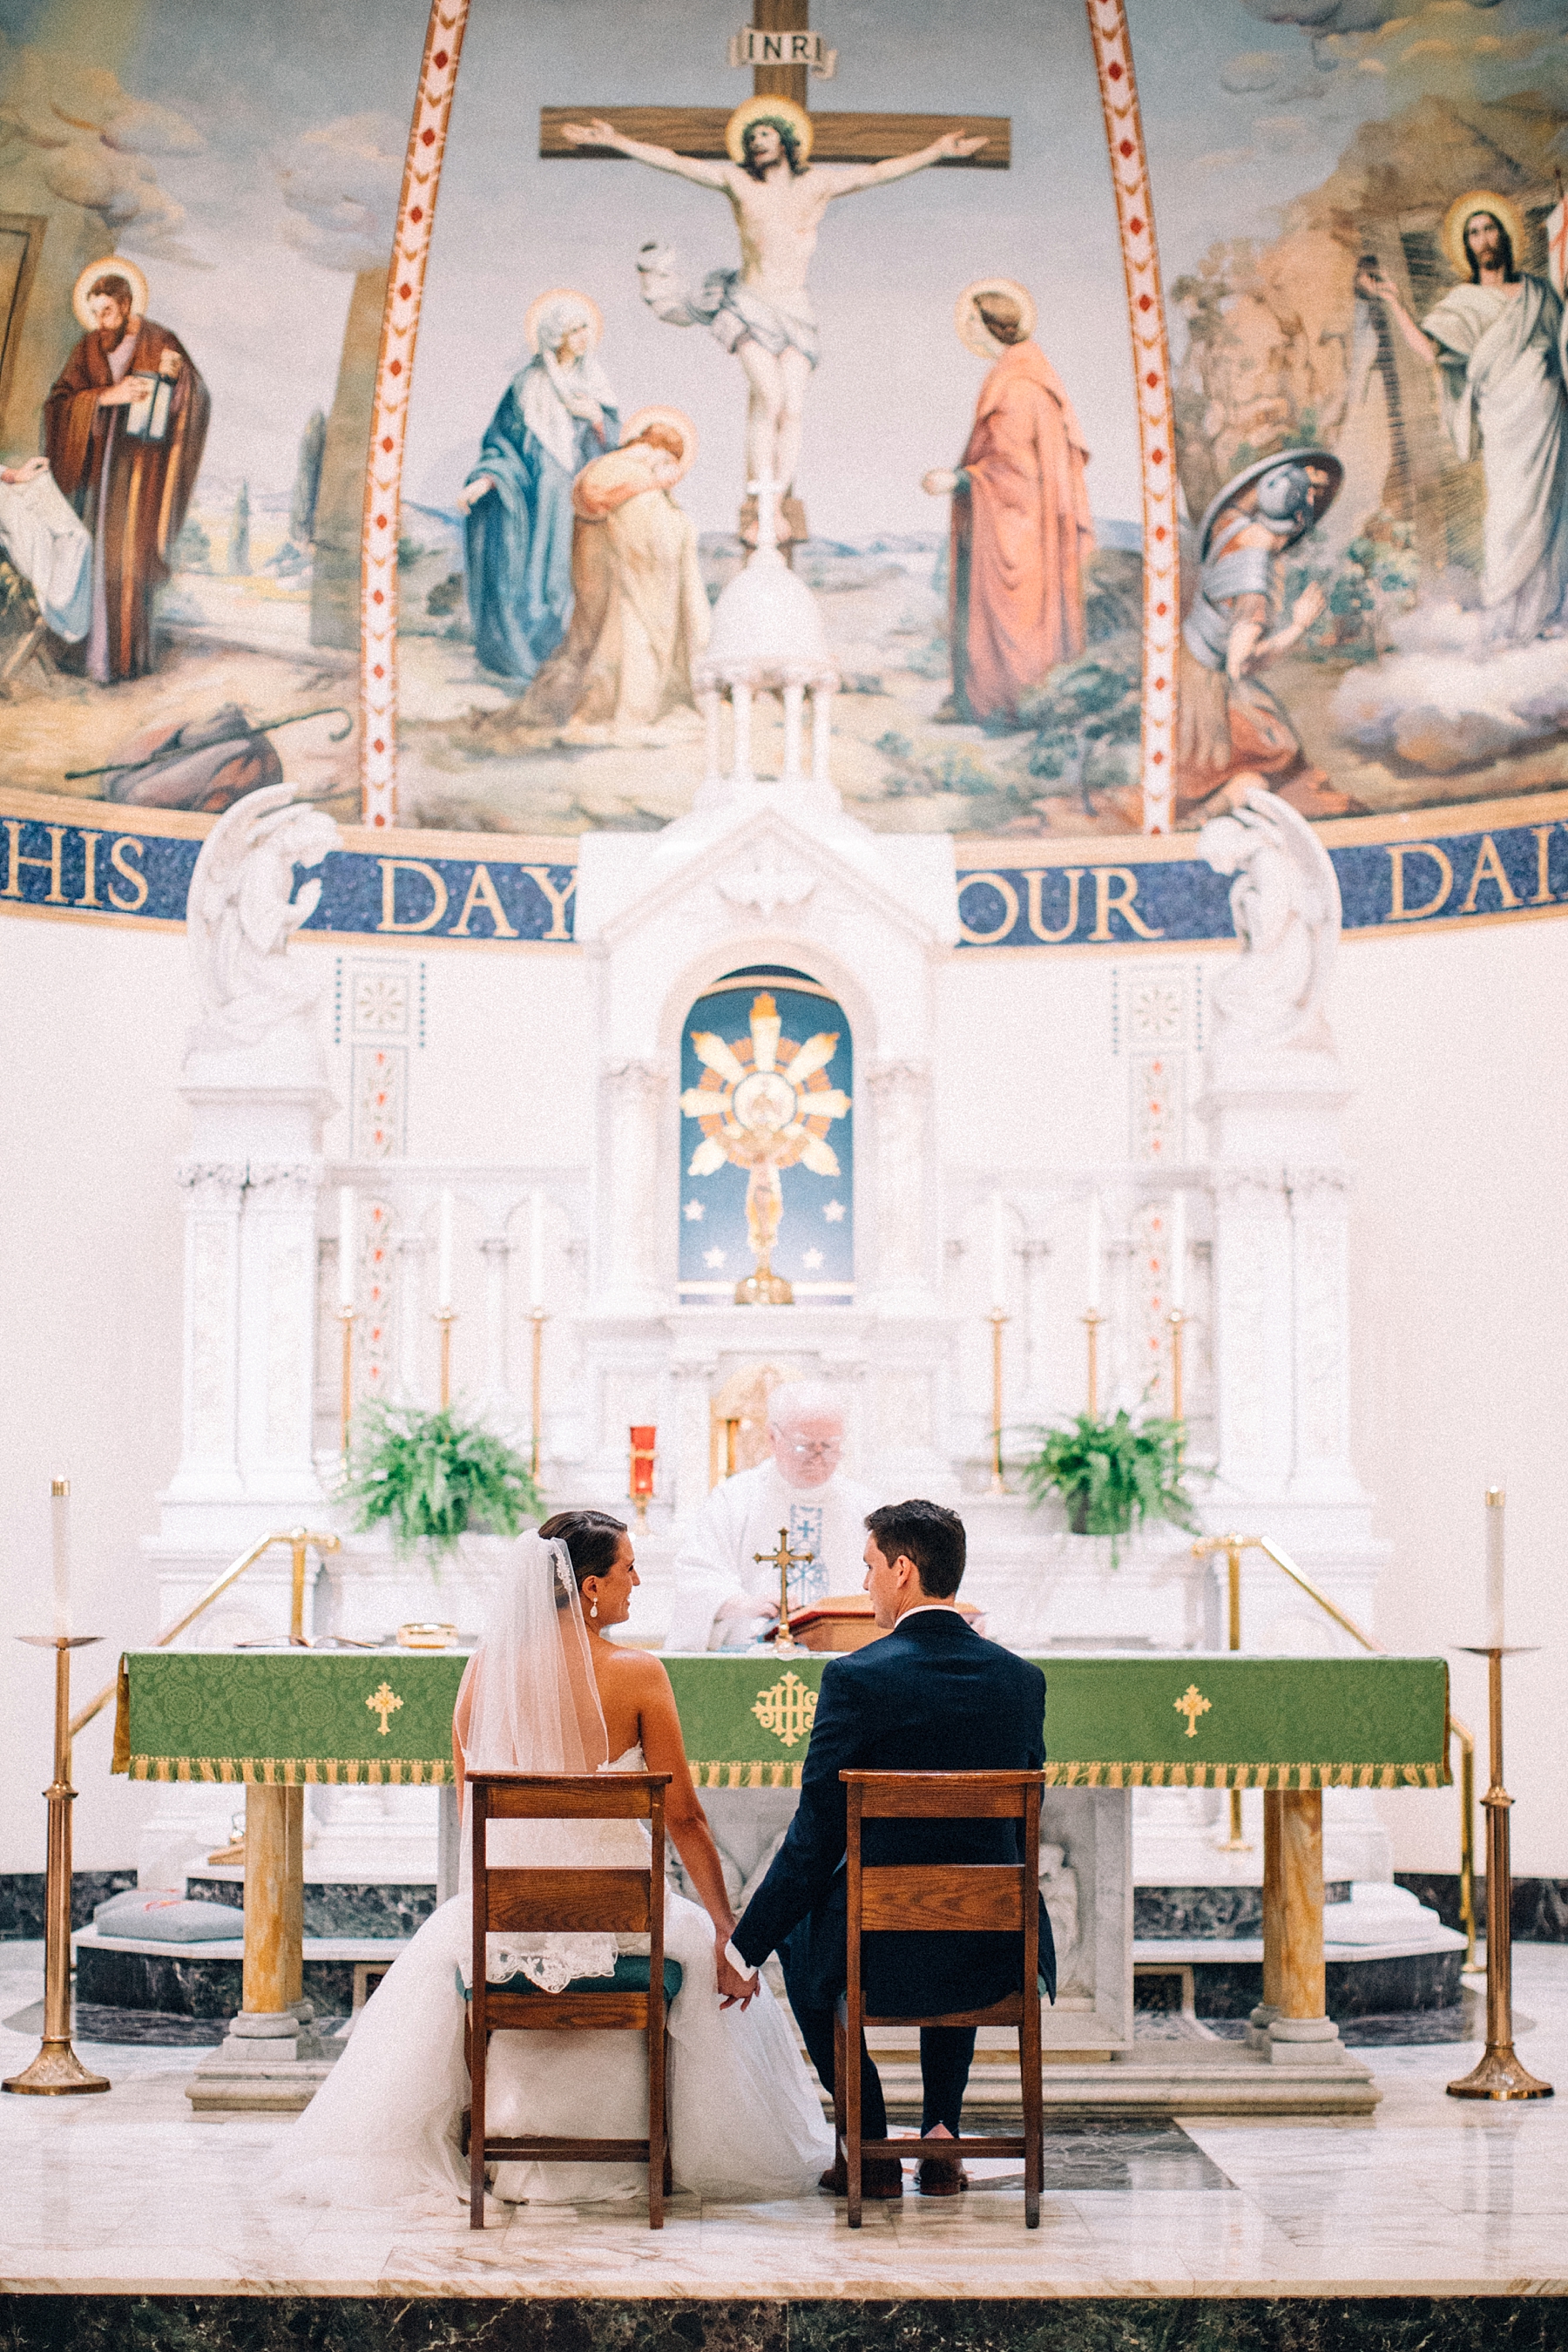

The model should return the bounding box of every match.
[268,1746,832,2211]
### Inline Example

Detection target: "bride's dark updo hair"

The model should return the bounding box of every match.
[539,1510,627,1604]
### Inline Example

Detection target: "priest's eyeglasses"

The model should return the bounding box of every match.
[783,1437,840,1461]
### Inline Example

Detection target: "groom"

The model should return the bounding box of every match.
[726,1499,1053,2199]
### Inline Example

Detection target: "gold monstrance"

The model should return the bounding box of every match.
[754,1524,817,1659]
[680,991,849,1306]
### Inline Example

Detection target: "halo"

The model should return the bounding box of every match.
[523,285,604,359]
[725,95,814,167]
[622,404,699,483]
[1441,190,1528,280]
[955,276,1037,359]
[73,256,148,332]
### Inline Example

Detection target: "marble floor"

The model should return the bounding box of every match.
[3,1937,1566,2299]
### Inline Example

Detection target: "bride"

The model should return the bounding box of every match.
[269,1511,832,2210]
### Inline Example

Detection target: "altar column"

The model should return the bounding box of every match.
[237,1161,327,1503]
[166,1160,247,1502]
[597,1059,667,1314]
[865,1060,934,1311]
[1256,1788,1345,2065]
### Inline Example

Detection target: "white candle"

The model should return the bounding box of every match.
[337,1186,355,1309]
[437,1188,454,1310]
[1485,1486,1505,1649]
[989,1192,1006,1311]
[1170,1191,1186,1314]
[51,1477,71,1639]
[529,1187,544,1309]
[1086,1193,1102,1313]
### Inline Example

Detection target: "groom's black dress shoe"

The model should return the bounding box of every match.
[818,2155,903,2199]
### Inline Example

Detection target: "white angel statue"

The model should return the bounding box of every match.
[186,783,339,1054]
[1199,785,1341,1052]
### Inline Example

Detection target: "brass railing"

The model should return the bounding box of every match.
[1192,1531,1477,1969]
[68,1527,343,1743]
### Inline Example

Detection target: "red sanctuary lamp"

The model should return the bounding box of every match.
[628,1426,656,1528]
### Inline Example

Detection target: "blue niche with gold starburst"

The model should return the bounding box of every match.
[678,967,854,1308]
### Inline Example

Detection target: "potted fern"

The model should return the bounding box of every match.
[342,1402,542,1562]
[1017,1409,1200,1565]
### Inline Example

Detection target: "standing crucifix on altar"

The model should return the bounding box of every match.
[544,1,1009,531]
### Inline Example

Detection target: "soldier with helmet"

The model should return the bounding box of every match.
[1176,447,1355,821]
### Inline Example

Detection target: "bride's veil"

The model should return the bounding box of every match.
[456,1528,632,1990]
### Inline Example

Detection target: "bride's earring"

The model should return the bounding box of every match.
[588,1591,598,1619]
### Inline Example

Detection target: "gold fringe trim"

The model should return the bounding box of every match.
[689,1761,804,1790]
[128,1755,451,1787]
[1038,1761,1446,1789]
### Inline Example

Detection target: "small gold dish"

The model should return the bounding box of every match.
[396,1620,457,1651]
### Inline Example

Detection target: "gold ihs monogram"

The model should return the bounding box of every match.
[752,1672,818,1749]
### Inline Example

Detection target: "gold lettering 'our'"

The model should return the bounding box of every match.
[449,863,519,938]
[1458,834,1519,915]
[1386,843,1453,923]
[379,858,449,934]
[518,865,577,943]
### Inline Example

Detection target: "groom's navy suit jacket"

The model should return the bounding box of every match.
[733,1608,1055,2018]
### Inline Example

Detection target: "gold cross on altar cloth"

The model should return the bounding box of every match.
[754,1524,816,1650]
[367,1681,404,1738]
[1174,1684,1212,1740]
[540,0,1010,170]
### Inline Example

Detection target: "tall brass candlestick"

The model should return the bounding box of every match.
[529,1308,547,1481]
[434,1307,456,1410]
[1449,1646,1552,2101]
[3,1635,110,2096]
[1082,1308,1105,1418]
[1167,1308,1187,1424]
[988,1308,1009,1493]
[337,1304,356,1456]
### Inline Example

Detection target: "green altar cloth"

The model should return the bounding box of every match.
[114,1648,1450,1792]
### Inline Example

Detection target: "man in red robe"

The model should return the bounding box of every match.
[925,290,1092,725]
[44,270,208,684]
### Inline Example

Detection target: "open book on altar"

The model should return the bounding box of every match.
[772,1596,983,1653]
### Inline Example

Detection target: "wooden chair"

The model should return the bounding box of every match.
[465,1770,676,2230]
[834,1768,1045,2228]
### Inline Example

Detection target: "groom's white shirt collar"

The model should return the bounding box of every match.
[894,1603,961,1624]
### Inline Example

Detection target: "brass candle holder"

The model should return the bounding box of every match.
[1167,1307,1187,1424]
[988,1308,1009,1494]
[336,1303,356,1456]
[3,1634,110,2096]
[529,1306,548,1482]
[1192,1531,1262,1853]
[1082,1308,1105,1418]
[1449,1646,1552,2102]
[433,1306,457,1410]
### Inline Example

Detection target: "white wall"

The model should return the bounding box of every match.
[4,902,1565,1876]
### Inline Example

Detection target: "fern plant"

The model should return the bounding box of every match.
[1017,1409,1200,1565]
[343,1402,541,1559]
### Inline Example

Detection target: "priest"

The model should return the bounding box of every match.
[665,1382,880,1651]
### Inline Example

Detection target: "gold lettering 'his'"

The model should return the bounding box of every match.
[108,835,147,911]
[379,858,449,933]
[450,864,519,938]
[75,830,103,909]
[1089,867,1164,942]
[955,871,1020,945]
[2,819,67,902]
[518,865,577,943]
[1459,834,1519,915]
[1021,868,1085,943]
[1532,825,1556,906]
[1386,842,1452,922]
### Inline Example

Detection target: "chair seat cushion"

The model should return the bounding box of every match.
[457,1954,682,2003]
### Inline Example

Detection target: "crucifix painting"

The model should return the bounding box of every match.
[544,0,1007,531]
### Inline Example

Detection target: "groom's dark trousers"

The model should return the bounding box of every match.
[733,1608,1054,2142]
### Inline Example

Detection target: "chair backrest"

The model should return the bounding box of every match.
[841,1768,1044,1948]
[468,1770,672,1940]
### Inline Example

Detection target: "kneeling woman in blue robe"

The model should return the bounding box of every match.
[459,294,619,681]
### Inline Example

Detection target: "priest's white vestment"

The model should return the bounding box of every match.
[665,1461,882,1652]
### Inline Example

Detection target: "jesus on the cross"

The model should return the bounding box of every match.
[561,98,985,493]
